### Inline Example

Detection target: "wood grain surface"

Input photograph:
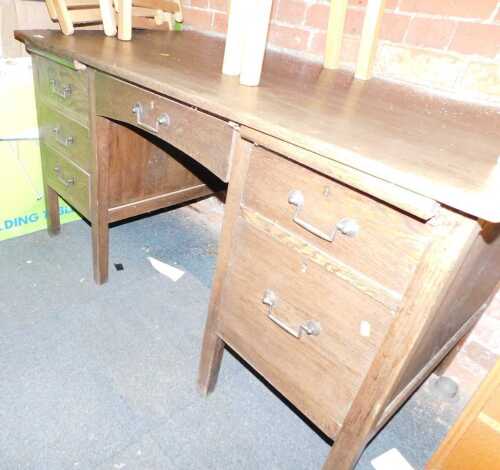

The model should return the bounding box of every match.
[16,30,500,222]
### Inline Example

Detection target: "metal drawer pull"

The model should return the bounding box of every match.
[262,289,321,339]
[132,103,170,134]
[49,79,72,99]
[52,127,74,147]
[288,190,359,242]
[54,166,75,187]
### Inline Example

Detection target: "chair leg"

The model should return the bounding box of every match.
[100,0,118,36]
[44,0,58,20]
[117,0,133,40]
[52,0,74,35]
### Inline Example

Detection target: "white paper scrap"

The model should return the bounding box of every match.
[147,257,185,282]
[371,448,415,470]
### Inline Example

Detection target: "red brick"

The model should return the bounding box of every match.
[209,0,228,12]
[380,12,410,43]
[349,0,399,9]
[400,0,497,19]
[309,30,326,55]
[183,7,213,31]
[271,0,280,20]
[190,0,209,9]
[305,3,330,30]
[463,341,499,371]
[486,292,500,321]
[406,17,456,49]
[276,0,307,26]
[268,24,310,50]
[213,11,228,33]
[345,8,364,36]
[450,22,500,57]
[445,351,489,399]
[469,316,500,352]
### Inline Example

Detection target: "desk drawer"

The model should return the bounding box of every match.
[43,145,90,218]
[38,105,91,172]
[33,55,89,126]
[218,217,394,437]
[95,73,234,182]
[242,145,432,295]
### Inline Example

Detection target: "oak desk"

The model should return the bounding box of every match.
[16,29,500,470]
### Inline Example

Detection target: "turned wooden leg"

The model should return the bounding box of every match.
[99,0,117,37]
[44,185,61,236]
[92,218,109,285]
[198,326,225,395]
[52,0,74,35]
[117,0,133,41]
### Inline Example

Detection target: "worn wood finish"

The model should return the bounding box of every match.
[240,126,440,221]
[43,144,91,218]
[427,359,500,470]
[218,216,394,437]
[33,52,89,126]
[389,221,500,403]
[19,31,500,468]
[324,0,348,69]
[243,144,432,295]
[16,30,500,222]
[355,0,386,80]
[323,210,480,469]
[240,207,400,312]
[199,131,499,469]
[30,53,221,284]
[198,137,253,395]
[95,72,235,182]
[38,104,91,172]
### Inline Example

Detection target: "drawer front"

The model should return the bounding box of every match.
[95,73,234,182]
[33,54,89,125]
[38,105,91,172]
[43,145,90,218]
[242,145,432,295]
[218,217,394,437]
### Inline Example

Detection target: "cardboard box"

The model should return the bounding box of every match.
[0,57,80,242]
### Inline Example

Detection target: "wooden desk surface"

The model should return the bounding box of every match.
[15,30,500,222]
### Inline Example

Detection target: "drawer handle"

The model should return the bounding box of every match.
[132,103,170,134]
[49,79,72,99]
[52,127,74,147]
[288,190,359,242]
[262,289,321,339]
[54,166,75,187]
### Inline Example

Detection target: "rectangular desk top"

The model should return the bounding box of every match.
[15,30,500,222]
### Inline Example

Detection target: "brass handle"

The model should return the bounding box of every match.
[262,289,321,339]
[288,190,359,242]
[49,79,72,99]
[54,166,75,187]
[132,103,170,134]
[52,127,74,147]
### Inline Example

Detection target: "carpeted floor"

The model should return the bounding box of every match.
[0,200,467,469]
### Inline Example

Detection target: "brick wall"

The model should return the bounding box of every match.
[182,0,500,103]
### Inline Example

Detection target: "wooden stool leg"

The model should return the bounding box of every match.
[117,0,132,40]
[92,219,109,284]
[53,0,74,35]
[100,0,117,36]
[44,184,61,236]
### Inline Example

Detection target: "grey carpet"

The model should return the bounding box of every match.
[0,204,467,469]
